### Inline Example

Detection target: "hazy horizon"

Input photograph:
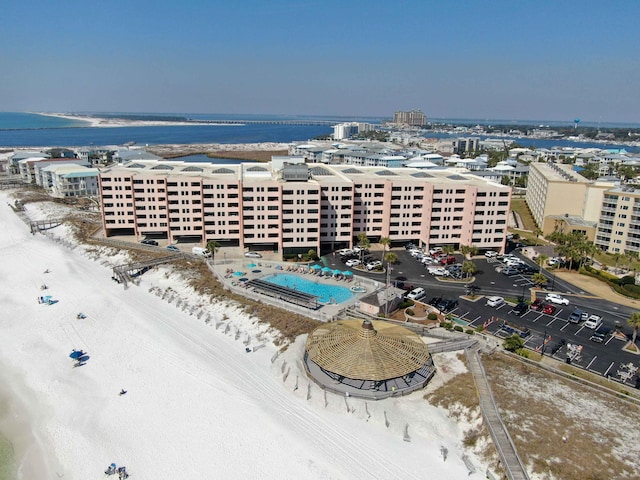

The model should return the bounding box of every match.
[3,1,639,124]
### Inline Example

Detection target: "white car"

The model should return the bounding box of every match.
[337,248,352,256]
[584,315,603,329]
[244,251,262,258]
[366,260,382,271]
[485,250,498,258]
[345,259,361,267]
[406,287,426,301]
[545,293,569,305]
[429,247,443,256]
[486,296,505,307]
[421,256,435,264]
[428,267,449,276]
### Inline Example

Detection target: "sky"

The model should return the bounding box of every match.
[2,0,639,123]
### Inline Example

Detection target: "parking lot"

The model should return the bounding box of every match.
[328,244,640,389]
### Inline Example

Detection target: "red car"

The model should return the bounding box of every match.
[530,299,544,311]
[542,304,557,315]
[439,255,457,265]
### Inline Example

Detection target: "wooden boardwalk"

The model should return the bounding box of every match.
[466,345,530,480]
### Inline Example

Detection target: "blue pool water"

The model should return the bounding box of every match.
[261,274,354,304]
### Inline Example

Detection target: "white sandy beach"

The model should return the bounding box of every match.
[0,190,487,479]
[38,112,241,128]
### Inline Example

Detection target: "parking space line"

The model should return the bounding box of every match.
[604,336,615,346]
[603,362,615,377]
[560,323,570,331]
[575,325,586,335]
[532,314,543,323]
[545,318,557,327]
[585,356,598,370]
[469,315,482,326]
[555,308,564,317]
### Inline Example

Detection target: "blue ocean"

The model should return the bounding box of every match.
[0,112,637,153]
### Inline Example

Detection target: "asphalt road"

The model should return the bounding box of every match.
[327,246,640,389]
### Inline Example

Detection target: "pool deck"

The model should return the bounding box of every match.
[209,258,381,322]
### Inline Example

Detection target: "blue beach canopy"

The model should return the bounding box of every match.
[322,266,332,272]
[311,264,322,270]
[343,270,353,275]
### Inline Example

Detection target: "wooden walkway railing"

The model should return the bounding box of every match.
[466,345,530,480]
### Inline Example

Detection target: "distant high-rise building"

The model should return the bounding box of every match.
[393,110,426,127]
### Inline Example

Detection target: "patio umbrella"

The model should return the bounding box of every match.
[322,266,332,272]
[311,264,322,270]
[333,269,342,275]
[233,271,243,276]
[343,270,353,276]
[247,263,257,268]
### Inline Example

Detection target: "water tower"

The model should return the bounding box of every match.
[574,118,580,129]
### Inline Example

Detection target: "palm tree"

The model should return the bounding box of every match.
[384,251,398,265]
[535,254,549,269]
[357,233,370,264]
[627,312,640,347]
[462,261,477,279]
[533,227,543,246]
[206,240,220,261]
[442,245,455,255]
[380,236,391,261]
[531,273,547,287]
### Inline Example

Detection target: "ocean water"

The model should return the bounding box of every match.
[0,112,637,152]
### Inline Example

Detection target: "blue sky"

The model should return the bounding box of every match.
[2,0,639,122]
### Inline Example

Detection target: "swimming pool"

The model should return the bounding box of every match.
[261,273,354,304]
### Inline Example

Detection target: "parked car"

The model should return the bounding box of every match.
[484,250,498,258]
[429,267,449,276]
[436,298,458,312]
[166,245,180,252]
[486,296,505,307]
[513,302,528,316]
[405,243,417,250]
[439,255,457,265]
[590,327,612,343]
[545,293,569,305]
[584,315,603,329]
[568,309,585,323]
[429,247,443,256]
[530,299,544,311]
[244,251,262,258]
[542,304,557,315]
[192,246,211,257]
[428,296,442,307]
[141,239,159,246]
[517,264,539,274]
[406,287,426,301]
[345,259,361,267]
[337,248,353,256]
[366,260,382,271]
[502,266,521,276]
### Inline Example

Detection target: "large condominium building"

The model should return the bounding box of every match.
[393,110,426,127]
[526,162,615,239]
[99,159,511,255]
[595,186,640,254]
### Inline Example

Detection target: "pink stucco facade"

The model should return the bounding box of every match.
[99,160,511,254]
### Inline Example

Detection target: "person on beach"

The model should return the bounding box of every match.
[119,389,127,396]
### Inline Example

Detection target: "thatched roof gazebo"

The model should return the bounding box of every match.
[303,319,435,400]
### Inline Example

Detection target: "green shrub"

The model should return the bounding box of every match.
[441,322,453,330]
[465,329,475,335]
[453,325,464,332]
[620,275,636,285]
[475,325,485,332]
[398,300,413,309]
[516,348,529,358]
[427,312,438,321]
[406,308,415,316]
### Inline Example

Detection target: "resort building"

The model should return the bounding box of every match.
[98,159,511,255]
[594,186,640,254]
[39,164,100,198]
[525,162,615,239]
[393,110,427,127]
